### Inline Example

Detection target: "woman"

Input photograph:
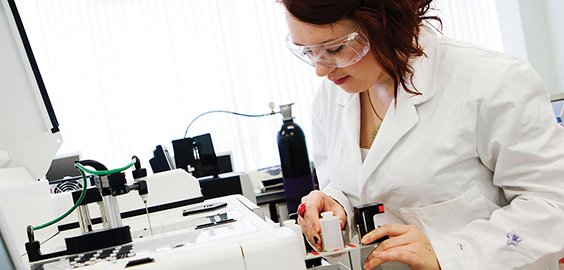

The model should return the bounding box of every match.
[281,0,564,269]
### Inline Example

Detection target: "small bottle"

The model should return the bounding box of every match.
[283,219,306,256]
[319,211,344,251]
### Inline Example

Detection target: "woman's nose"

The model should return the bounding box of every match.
[315,62,336,77]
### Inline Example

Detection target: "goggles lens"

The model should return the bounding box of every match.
[286,28,370,68]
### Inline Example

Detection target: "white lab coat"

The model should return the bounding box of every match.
[311,26,564,269]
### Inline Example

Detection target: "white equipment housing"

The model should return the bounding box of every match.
[0,0,307,269]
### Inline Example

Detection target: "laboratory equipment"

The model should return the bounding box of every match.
[353,202,386,239]
[0,0,380,267]
[172,133,221,178]
[149,145,175,173]
[0,1,308,268]
[283,219,307,256]
[0,0,62,180]
[277,103,316,213]
[0,0,64,256]
[354,202,390,257]
[28,192,307,270]
[24,158,149,262]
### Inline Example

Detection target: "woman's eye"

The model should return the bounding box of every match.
[303,49,313,56]
[326,45,344,54]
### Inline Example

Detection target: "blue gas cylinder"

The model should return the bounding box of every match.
[277,104,315,213]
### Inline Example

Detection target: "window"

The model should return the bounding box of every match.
[16,0,502,174]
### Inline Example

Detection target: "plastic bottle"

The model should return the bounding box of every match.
[319,211,344,251]
[277,104,316,213]
[283,219,306,256]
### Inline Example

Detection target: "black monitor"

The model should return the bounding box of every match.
[172,133,220,178]
[149,145,175,174]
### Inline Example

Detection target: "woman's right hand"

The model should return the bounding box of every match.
[297,190,347,251]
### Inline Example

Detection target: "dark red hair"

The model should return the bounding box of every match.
[282,0,440,98]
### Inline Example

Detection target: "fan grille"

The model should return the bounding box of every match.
[53,180,83,193]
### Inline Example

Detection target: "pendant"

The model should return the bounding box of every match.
[371,124,381,139]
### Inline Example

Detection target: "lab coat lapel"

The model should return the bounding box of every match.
[359,92,419,190]
[338,91,362,164]
[358,25,439,191]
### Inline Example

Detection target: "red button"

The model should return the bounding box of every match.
[378,205,385,213]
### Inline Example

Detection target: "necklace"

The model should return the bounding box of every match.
[366,89,383,139]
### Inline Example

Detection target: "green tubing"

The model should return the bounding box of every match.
[32,169,88,231]
[74,157,137,176]
[32,157,137,231]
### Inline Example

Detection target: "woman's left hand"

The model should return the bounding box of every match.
[361,224,441,270]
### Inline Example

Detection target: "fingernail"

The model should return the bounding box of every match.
[313,236,319,244]
[372,251,382,257]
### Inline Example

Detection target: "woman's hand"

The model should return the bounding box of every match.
[361,224,441,270]
[297,190,347,251]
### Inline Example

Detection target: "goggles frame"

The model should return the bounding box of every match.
[286,27,370,68]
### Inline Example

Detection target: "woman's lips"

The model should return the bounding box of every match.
[332,76,349,85]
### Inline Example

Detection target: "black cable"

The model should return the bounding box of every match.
[183,110,278,138]
[20,231,60,258]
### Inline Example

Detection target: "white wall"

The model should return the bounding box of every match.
[495,0,564,94]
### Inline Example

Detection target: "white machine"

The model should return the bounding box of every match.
[0,0,307,269]
[28,174,307,270]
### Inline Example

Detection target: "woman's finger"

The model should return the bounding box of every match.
[361,223,410,245]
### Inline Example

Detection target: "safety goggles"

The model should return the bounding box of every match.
[286,27,370,68]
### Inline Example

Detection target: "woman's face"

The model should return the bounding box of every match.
[285,11,391,94]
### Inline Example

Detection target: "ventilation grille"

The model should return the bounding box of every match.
[52,180,83,194]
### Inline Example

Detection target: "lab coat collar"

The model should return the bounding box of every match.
[358,25,440,194]
[408,25,439,105]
